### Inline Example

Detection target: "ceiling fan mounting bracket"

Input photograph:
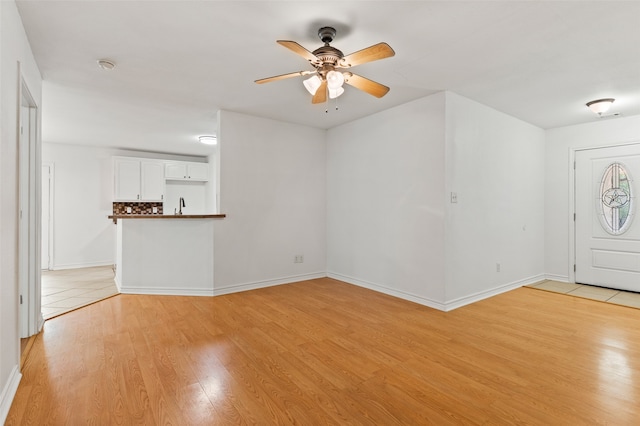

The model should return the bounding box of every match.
[318,27,336,44]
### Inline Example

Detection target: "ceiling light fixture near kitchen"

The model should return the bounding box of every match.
[97,59,116,71]
[198,135,217,145]
[586,98,615,116]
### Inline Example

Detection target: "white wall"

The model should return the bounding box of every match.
[545,115,640,281]
[42,142,207,269]
[327,93,448,308]
[326,91,545,311]
[445,92,546,307]
[213,110,326,294]
[164,181,206,215]
[0,0,42,421]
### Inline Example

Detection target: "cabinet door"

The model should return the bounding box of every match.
[165,163,187,180]
[187,163,209,181]
[141,161,165,201]
[114,158,141,201]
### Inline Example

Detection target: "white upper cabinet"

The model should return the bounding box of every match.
[165,161,209,181]
[114,157,165,201]
[186,162,209,180]
[165,162,187,180]
[140,161,165,201]
[114,158,142,201]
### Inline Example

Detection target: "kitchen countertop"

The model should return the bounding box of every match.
[109,214,226,223]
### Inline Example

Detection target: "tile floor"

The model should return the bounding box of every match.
[41,266,119,320]
[527,280,640,309]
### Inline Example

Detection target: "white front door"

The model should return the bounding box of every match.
[575,143,640,292]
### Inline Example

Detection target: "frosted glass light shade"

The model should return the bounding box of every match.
[586,98,615,115]
[329,87,344,99]
[303,75,322,95]
[326,70,345,90]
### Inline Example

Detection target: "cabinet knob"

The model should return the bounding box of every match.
[137,194,140,199]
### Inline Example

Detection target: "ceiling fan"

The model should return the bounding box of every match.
[255,26,395,104]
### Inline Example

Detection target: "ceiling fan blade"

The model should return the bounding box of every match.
[339,42,395,68]
[255,70,314,84]
[312,80,327,104]
[277,40,318,63]
[344,73,390,98]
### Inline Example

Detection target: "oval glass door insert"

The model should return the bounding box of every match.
[599,162,634,235]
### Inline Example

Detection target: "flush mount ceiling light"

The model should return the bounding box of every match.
[586,98,615,116]
[97,59,116,71]
[255,26,394,105]
[198,135,217,145]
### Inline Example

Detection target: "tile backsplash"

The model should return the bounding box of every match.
[113,202,163,215]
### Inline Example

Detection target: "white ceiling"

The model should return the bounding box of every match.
[16,1,640,156]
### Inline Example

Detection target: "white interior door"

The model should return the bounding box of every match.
[575,143,640,292]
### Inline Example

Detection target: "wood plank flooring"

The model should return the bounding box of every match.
[7,278,640,424]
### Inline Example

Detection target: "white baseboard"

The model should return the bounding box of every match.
[213,272,327,296]
[118,286,214,296]
[327,272,448,311]
[545,273,569,282]
[0,365,22,424]
[327,272,546,312]
[52,260,114,271]
[443,274,546,311]
[115,272,326,297]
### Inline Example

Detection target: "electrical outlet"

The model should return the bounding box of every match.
[496,263,501,272]
[126,206,132,213]
[294,255,304,263]
[451,192,458,203]
[152,207,158,214]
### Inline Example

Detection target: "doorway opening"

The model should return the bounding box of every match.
[18,76,43,341]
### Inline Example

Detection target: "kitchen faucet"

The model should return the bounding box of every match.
[178,197,186,215]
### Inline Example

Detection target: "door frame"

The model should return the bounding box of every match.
[18,70,43,338]
[41,162,54,271]
[570,140,640,284]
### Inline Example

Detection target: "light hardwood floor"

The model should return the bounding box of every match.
[7,278,640,424]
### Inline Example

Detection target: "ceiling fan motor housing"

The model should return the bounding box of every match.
[312,45,344,66]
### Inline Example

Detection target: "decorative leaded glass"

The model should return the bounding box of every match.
[599,162,633,235]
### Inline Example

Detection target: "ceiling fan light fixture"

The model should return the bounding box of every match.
[329,87,344,99]
[303,75,322,95]
[198,135,217,145]
[586,98,615,115]
[326,70,345,90]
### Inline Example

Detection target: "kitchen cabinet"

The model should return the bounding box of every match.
[114,157,165,201]
[165,161,209,181]
[141,161,165,200]
[114,158,141,201]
